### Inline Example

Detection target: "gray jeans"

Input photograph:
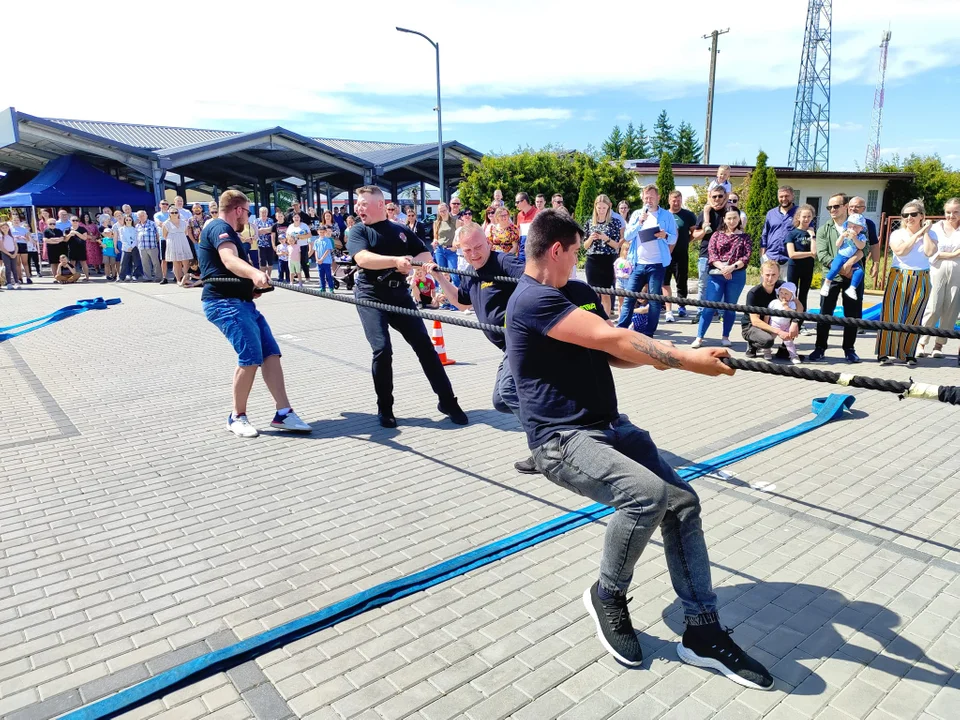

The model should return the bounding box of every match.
[532,415,719,625]
[491,352,520,416]
[140,247,161,280]
[743,324,777,350]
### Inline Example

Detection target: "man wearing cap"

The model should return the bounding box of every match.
[348,186,468,429]
[426,222,534,474]
[847,196,882,284]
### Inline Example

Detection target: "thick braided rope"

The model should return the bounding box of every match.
[416,262,960,341]
[208,277,958,404]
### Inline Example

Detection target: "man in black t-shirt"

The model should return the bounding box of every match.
[742,260,798,357]
[347,185,468,429]
[426,223,533,473]
[43,226,68,272]
[198,190,311,439]
[692,188,728,318]
[505,209,773,691]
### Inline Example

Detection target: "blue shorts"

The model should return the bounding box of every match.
[203,298,281,367]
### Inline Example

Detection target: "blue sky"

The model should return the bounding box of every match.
[9,0,959,172]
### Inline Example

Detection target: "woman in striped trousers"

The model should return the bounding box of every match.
[877,200,937,367]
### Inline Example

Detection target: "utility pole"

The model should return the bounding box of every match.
[702,28,729,165]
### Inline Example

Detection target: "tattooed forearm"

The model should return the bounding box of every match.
[629,336,683,368]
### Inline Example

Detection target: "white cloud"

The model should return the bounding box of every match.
[5,0,959,134]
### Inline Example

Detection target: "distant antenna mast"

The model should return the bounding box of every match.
[865,30,892,172]
[788,0,832,171]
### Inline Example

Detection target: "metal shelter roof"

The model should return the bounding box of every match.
[0,108,482,203]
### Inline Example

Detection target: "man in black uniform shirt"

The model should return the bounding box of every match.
[346,186,468,428]
[426,222,535,474]
[505,209,773,691]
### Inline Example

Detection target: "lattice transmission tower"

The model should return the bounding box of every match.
[788,0,832,170]
[865,31,892,172]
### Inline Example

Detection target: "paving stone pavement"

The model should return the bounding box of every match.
[1,278,959,720]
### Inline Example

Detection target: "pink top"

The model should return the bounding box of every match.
[708,231,752,268]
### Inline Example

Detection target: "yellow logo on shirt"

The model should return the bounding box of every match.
[481,282,494,289]
[580,302,597,312]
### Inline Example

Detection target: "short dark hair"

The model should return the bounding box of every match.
[829,193,849,205]
[516,192,530,205]
[525,209,582,261]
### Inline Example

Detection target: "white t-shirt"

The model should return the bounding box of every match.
[632,208,664,265]
[289,222,311,246]
[890,227,933,271]
[929,221,960,265]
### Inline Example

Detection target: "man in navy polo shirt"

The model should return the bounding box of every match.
[426,222,534,474]
[505,209,773,691]
[760,185,798,281]
[198,189,311,438]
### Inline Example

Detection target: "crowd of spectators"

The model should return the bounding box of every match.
[4,180,959,367]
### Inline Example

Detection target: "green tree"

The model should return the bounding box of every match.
[651,110,676,159]
[623,122,651,159]
[456,148,641,221]
[743,150,778,267]
[656,152,675,201]
[574,166,599,224]
[601,126,625,159]
[877,153,960,214]
[672,122,703,163]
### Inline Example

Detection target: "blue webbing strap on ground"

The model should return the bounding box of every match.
[62,393,855,720]
[0,297,120,342]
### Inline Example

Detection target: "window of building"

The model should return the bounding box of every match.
[867,190,878,212]
[806,196,821,216]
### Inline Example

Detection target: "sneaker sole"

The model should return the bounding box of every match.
[270,422,312,432]
[582,587,643,666]
[676,642,774,691]
[227,426,259,438]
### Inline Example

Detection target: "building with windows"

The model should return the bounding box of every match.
[625,161,913,229]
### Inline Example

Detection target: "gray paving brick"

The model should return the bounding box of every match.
[242,683,295,720]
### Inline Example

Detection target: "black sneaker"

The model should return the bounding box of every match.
[582,582,643,666]
[745,346,758,359]
[438,399,468,425]
[678,624,774,691]
[378,412,397,428]
[807,347,826,363]
[774,346,790,360]
[845,350,861,364]
[514,457,538,474]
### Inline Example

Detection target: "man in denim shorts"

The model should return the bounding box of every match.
[505,209,773,691]
[198,190,311,438]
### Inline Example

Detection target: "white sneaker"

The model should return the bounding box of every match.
[665,312,676,323]
[721,338,732,347]
[13,283,21,289]
[819,280,831,296]
[790,356,802,365]
[917,347,929,358]
[227,414,259,438]
[271,410,312,432]
[932,348,945,359]
[691,338,703,349]
[762,349,773,361]
[844,287,858,300]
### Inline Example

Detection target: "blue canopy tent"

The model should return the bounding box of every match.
[0,154,154,208]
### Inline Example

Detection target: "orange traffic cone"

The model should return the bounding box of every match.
[431,320,456,365]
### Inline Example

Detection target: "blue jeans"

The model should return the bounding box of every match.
[317,263,335,290]
[617,263,665,336]
[826,253,864,287]
[532,416,719,624]
[492,352,520,415]
[697,269,747,338]
[696,257,708,312]
[203,298,281,367]
[434,247,460,287]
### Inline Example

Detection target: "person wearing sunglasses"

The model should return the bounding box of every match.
[875,200,936,366]
[809,194,862,363]
[692,187,729,319]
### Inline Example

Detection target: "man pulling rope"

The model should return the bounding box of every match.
[505,209,774,689]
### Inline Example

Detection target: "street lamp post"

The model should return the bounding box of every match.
[396,27,444,204]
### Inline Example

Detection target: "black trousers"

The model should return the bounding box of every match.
[663,243,689,298]
[355,287,455,413]
[815,273,862,352]
[299,245,311,279]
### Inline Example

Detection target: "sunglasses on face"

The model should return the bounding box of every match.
[826,204,844,211]
[710,195,725,200]
[902,211,922,218]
